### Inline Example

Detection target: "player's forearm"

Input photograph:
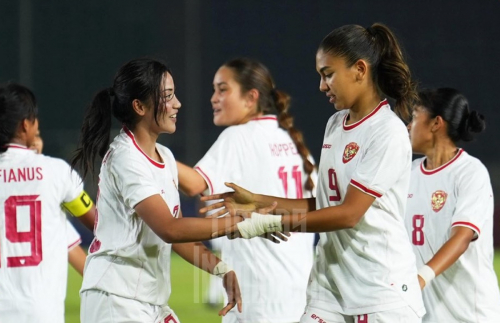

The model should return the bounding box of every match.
[254,194,316,215]
[173,242,221,274]
[176,161,207,197]
[68,246,87,276]
[281,204,358,232]
[425,227,473,277]
[163,217,242,243]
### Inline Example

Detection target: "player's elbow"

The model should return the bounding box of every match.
[343,211,364,229]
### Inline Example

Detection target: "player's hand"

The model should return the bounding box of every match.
[219,271,242,316]
[200,182,258,218]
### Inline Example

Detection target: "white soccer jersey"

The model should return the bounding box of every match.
[196,115,316,323]
[308,100,425,316]
[81,127,180,307]
[0,144,85,323]
[405,149,500,322]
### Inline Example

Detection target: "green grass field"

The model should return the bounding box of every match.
[65,251,500,323]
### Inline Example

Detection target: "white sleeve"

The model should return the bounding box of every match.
[451,163,493,238]
[350,126,411,198]
[111,150,160,209]
[66,220,81,250]
[57,159,85,203]
[194,128,245,195]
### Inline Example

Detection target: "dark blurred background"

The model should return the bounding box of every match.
[2,0,499,244]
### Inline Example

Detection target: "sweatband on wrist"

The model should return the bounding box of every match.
[418,265,436,286]
[213,261,233,278]
[62,191,93,217]
[236,212,283,239]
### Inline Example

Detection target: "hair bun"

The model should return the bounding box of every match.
[467,110,486,133]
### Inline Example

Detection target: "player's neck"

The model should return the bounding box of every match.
[348,92,382,124]
[425,142,459,170]
[129,125,162,163]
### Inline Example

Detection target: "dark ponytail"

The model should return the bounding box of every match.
[71,58,171,179]
[0,83,38,152]
[224,57,315,191]
[418,88,485,143]
[319,23,417,121]
[71,89,112,179]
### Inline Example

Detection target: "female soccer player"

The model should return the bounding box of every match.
[72,58,255,323]
[406,88,500,322]
[177,58,316,323]
[0,83,95,323]
[202,24,426,322]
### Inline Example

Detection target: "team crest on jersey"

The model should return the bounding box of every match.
[431,190,448,212]
[342,142,359,163]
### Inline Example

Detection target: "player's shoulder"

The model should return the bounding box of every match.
[456,150,490,177]
[156,143,175,163]
[37,154,72,172]
[215,125,247,143]
[411,156,425,171]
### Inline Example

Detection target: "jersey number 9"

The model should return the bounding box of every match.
[1,195,42,268]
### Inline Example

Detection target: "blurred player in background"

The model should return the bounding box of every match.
[0,83,95,322]
[177,57,316,323]
[72,58,267,323]
[30,129,87,275]
[406,88,500,322]
[202,23,426,323]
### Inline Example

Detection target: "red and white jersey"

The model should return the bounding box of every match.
[196,115,316,323]
[308,100,425,316]
[405,149,500,322]
[81,128,180,307]
[0,144,84,323]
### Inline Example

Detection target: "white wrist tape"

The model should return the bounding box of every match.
[213,261,233,278]
[418,265,435,286]
[236,212,283,239]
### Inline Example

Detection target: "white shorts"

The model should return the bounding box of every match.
[81,290,180,323]
[300,305,421,323]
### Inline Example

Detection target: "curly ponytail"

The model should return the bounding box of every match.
[273,89,315,191]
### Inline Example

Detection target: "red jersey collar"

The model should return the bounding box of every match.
[343,99,388,131]
[123,127,165,169]
[420,148,463,175]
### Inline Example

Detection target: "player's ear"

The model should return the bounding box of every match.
[245,89,259,109]
[132,99,147,116]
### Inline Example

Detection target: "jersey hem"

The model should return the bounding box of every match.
[307,299,425,317]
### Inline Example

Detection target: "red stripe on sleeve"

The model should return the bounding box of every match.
[451,221,481,235]
[194,166,214,195]
[350,179,383,198]
[68,238,82,250]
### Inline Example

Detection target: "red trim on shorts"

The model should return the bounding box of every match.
[194,166,214,195]
[343,99,388,131]
[68,238,82,250]
[350,179,383,198]
[420,149,463,175]
[123,127,165,169]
